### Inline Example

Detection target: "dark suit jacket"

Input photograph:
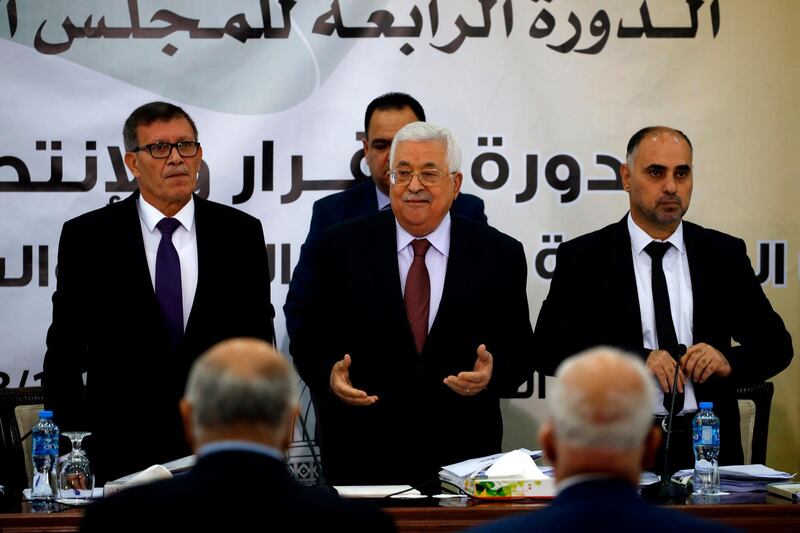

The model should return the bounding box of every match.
[469,478,738,532]
[533,216,793,465]
[290,210,534,485]
[284,179,487,340]
[79,450,395,532]
[43,192,275,483]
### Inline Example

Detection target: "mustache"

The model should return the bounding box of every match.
[657,194,682,204]
[402,191,432,202]
[163,166,191,178]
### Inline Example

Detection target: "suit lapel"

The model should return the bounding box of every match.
[372,211,418,353]
[682,221,710,340]
[610,216,648,348]
[426,216,467,348]
[116,191,165,331]
[185,195,210,338]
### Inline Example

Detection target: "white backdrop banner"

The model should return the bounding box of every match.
[1,0,798,471]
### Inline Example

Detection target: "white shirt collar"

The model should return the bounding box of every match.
[395,212,451,258]
[627,213,685,256]
[137,194,195,232]
[374,183,391,211]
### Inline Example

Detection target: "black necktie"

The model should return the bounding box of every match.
[644,241,684,412]
[156,217,184,347]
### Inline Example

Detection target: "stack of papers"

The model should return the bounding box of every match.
[672,464,794,492]
[439,449,555,499]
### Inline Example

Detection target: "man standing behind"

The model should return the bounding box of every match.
[471,347,736,533]
[291,122,534,486]
[284,92,486,341]
[80,339,395,532]
[534,126,792,471]
[44,102,275,484]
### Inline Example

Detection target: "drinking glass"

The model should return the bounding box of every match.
[57,432,94,505]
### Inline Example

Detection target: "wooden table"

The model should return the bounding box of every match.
[0,494,798,532]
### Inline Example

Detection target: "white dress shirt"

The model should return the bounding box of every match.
[396,213,450,331]
[137,195,199,331]
[374,184,391,211]
[627,214,698,415]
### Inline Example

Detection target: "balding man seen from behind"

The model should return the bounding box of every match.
[80,338,395,533]
[471,347,737,533]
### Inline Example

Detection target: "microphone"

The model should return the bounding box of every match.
[644,343,688,501]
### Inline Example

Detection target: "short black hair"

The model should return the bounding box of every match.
[123,101,198,152]
[363,92,425,137]
[626,126,693,165]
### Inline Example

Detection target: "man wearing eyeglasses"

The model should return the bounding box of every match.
[43,101,275,484]
[290,122,534,486]
[283,92,487,343]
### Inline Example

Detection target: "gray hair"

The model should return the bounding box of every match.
[184,346,296,437]
[548,347,655,450]
[389,121,462,173]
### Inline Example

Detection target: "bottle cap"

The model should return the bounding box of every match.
[38,410,53,418]
[699,401,713,409]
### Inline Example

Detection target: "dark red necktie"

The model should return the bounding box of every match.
[405,239,431,354]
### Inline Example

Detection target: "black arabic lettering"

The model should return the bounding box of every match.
[38,245,48,287]
[547,11,581,54]
[587,154,623,191]
[233,141,274,205]
[516,154,539,203]
[502,0,512,36]
[574,10,610,54]
[471,136,509,191]
[313,1,422,39]
[0,141,95,192]
[619,0,703,39]
[350,131,370,181]
[529,8,555,39]
[429,0,439,36]
[431,0,497,54]
[7,0,17,38]
[262,0,296,39]
[0,155,32,190]
[105,146,136,192]
[545,154,580,203]
[0,245,33,287]
[534,234,562,280]
[281,155,352,204]
[755,241,786,287]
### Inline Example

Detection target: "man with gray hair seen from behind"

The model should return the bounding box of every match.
[80,338,395,533]
[471,347,737,533]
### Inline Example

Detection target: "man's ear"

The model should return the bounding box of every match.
[539,421,557,465]
[621,163,631,191]
[642,426,662,470]
[280,405,301,453]
[179,397,195,449]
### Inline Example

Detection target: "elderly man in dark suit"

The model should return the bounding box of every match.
[79,339,394,532]
[43,102,275,484]
[533,126,792,472]
[291,122,534,486]
[283,92,486,341]
[470,347,736,533]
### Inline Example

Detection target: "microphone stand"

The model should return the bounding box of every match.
[643,344,688,501]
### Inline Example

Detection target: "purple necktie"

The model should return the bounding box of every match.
[156,217,183,347]
[405,239,431,354]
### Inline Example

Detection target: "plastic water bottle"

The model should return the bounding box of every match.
[692,401,720,495]
[30,410,59,499]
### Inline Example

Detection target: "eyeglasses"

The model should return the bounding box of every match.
[388,168,456,186]
[132,141,201,159]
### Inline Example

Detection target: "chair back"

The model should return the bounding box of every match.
[0,386,45,493]
[736,382,774,465]
[15,403,44,484]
